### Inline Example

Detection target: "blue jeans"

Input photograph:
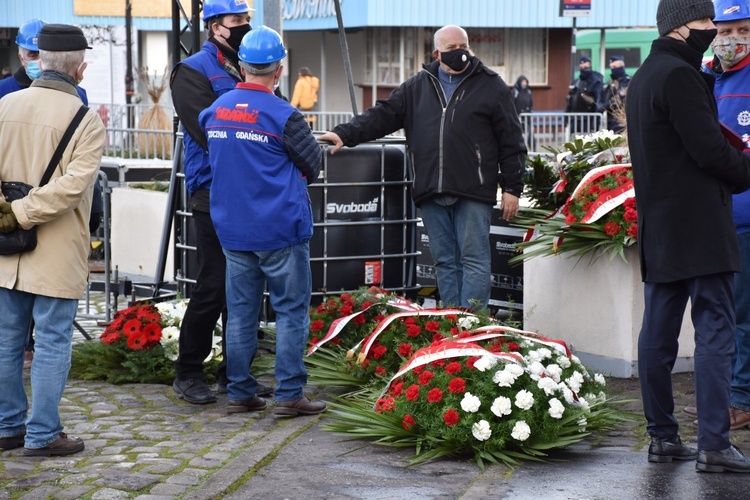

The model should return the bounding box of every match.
[732,232,750,412]
[0,287,78,448]
[420,198,493,310]
[223,243,311,402]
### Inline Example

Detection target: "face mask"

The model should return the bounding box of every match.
[610,67,626,80]
[220,23,251,52]
[686,27,718,55]
[520,83,528,89]
[440,49,472,72]
[580,68,592,79]
[25,60,41,80]
[712,36,750,66]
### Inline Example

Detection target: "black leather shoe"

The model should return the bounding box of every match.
[648,435,697,463]
[173,378,217,405]
[227,396,268,414]
[0,433,25,450]
[218,380,273,397]
[697,445,750,472]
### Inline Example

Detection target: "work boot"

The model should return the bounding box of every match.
[697,445,750,472]
[274,396,327,417]
[648,435,697,463]
[173,378,217,404]
[227,396,267,414]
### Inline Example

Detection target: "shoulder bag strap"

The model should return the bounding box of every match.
[39,105,89,187]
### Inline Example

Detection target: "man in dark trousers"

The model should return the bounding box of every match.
[170,0,272,404]
[627,0,750,472]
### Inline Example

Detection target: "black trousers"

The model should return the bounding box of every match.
[174,205,228,381]
[638,273,734,451]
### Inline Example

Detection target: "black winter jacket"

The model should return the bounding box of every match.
[626,37,750,282]
[333,59,526,206]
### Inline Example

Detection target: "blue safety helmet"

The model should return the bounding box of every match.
[238,26,287,65]
[202,0,252,21]
[714,0,750,22]
[16,19,46,51]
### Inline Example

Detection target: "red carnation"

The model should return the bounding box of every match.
[374,314,385,323]
[624,197,636,210]
[448,377,466,394]
[456,330,471,339]
[375,365,387,376]
[406,325,422,337]
[507,342,520,352]
[372,345,388,360]
[340,293,352,301]
[391,381,404,397]
[405,384,420,401]
[361,359,371,369]
[418,370,434,386]
[375,396,395,413]
[398,343,413,358]
[604,222,622,236]
[311,319,325,332]
[443,408,459,427]
[427,387,443,403]
[330,337,342,345]
[445,362,462,374]
[360,301,373,310]
[624,208,638,222]
[446,314,458,323]
[565,214,578,224]
[353,314,366,325]
[433,333,444,343]
[432,359,445,368]
[403,317,416,325]
[582,201,593,212]
[466,356,480,370]
[425,321,441,333]
[402,414,416,431]
[627,223,638,238]
[587,184,601,195]
[316,304,325,314]
[412,365,425,374]
[310,337,320,345]
[339,305,353,316]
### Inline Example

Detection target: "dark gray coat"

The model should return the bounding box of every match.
[627,37,750,282]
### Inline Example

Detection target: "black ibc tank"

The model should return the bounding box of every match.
[308,138,419,301]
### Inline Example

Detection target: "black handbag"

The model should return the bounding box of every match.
[0,105,88,255]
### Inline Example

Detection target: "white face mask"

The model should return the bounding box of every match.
[713,36,750,66]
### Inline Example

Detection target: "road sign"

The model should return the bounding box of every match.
[560,0,592,17]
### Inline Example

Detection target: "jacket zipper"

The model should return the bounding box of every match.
[425,66,479,194]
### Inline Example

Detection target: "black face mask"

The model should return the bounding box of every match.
[440,49,472,72]
[220,23,251,52]
[685,27,717,55]
[580,68,592,79]
[610,67,626,80]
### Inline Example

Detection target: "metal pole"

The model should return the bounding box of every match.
[125,1,134,129]
[571,17,578,83]
[263,0,282,33]
[191,0,201,56]
[333,0,358,116]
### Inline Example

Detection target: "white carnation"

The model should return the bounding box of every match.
[571,355,582,365]
[537,348,552,360]
[578,417,588,432]
[578,396,590,412]
[457,315,479,330]
[594,373,606,386]
[472,420,492,441]
[460,392,481,413]
[526,350,542,363]
[565,371,584,393]
[548,398,565,419]
[511,420,531,441]
[515,390,535,410]
[474,355,498,372]
[561,385,576,404]
[506,363,525,377]
[545,364,563,383]
[537,376,558,396]
[491,396,513,417]
[556,356,571,369]
[493,369,517,388]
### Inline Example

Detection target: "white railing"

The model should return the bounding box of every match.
[519,112,608,154]
[103,128,173,160]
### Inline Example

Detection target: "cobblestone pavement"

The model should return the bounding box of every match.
[3,290,750,498]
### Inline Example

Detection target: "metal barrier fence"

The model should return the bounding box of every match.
[103,128,173,160]
[90,102,175,130]
[518,112,607,154]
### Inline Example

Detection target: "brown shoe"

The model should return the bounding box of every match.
[274,396,327,417]
[0,433,25,450]
[731,408,750,430]
[684,406,698,417]
[227,396,267,414]
[23,433,84,457]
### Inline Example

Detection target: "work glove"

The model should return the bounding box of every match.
[0,201,18,234]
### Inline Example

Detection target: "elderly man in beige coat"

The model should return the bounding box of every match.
[0,24,104,457]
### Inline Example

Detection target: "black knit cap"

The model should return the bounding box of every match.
[656,0,715,36]
[37,24,92,51]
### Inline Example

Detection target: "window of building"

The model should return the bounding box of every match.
[364,27,423,84]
